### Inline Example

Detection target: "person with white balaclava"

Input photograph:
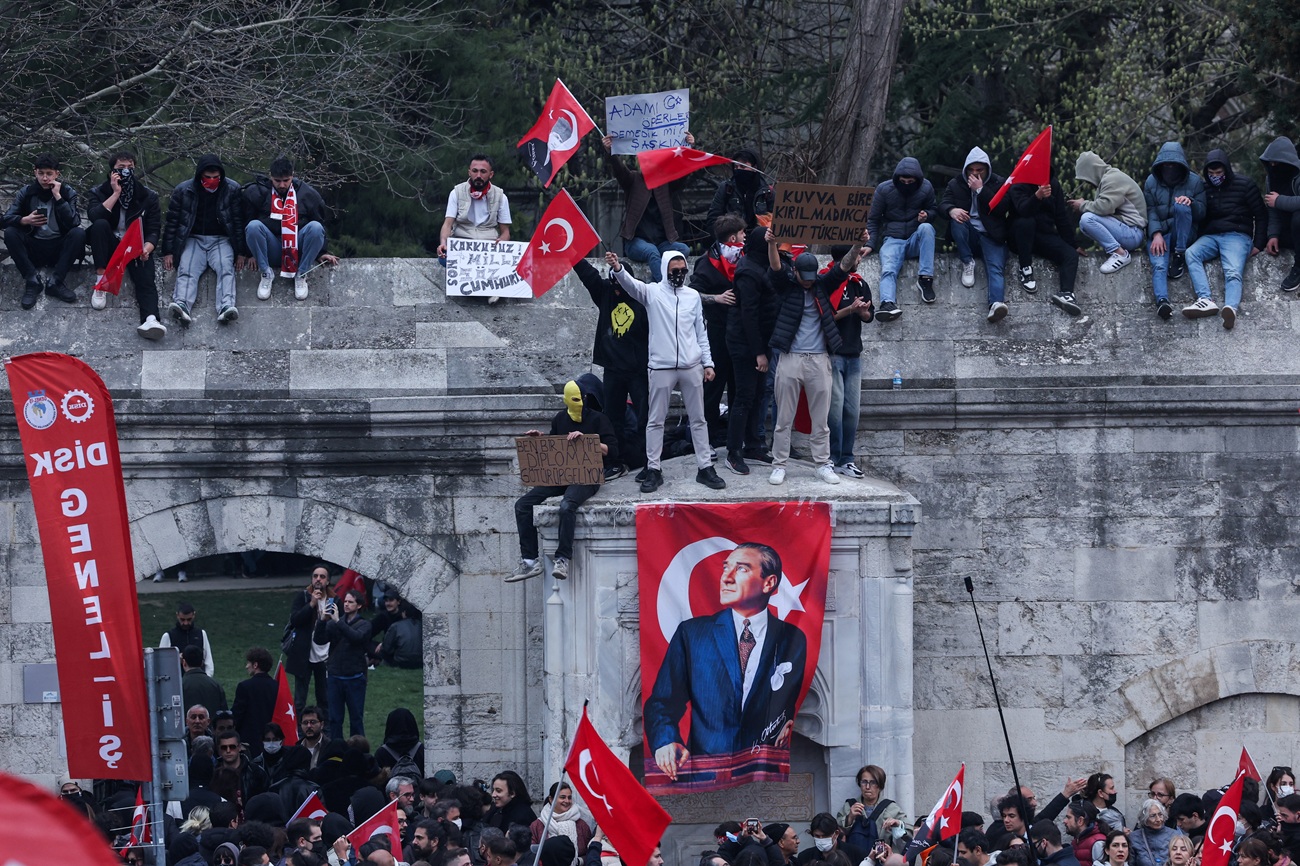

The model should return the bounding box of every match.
[509,375,618,583]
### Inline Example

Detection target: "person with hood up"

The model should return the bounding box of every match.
[602,133,693,282]
[691,213,747,449]
[243,155,338,302]
[707,149,774,232]
[1183,148,1267,328]
[1260,136,1300,291]
[161,153,248,325]
[941,146,1011,322]
[85,150,167,338]
[508,374,618,583]
[605,249,727,494]
[1141,142,1206,319]
[723,226,782,476]
[863,156,937,320]
[1008,173,1082,301]
[1068,151,1147,289]
[1,153,83,310]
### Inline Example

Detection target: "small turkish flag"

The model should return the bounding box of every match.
[273,666,299,746]
[1,771,126,865]
[988,127,1052,212]
[638,147,734,189]
[1201,772,1245,866]
[517,79,597,188]
[347,799,403,862]
[565,707,671,866]
[516,189,600,297]
[1238,746,1261,782]
[127,785,151,847]
[93,218,144,295]
[288,791,329,823]
[903,765,963,861]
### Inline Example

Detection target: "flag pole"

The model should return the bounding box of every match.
[535,699,585,862]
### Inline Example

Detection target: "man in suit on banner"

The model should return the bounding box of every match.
[644,541,806,781]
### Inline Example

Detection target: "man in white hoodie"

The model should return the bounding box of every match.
[605,249,726,493]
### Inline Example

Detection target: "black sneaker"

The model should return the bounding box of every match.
[1283,266,1300,293]
[876,300,902,321]
[45,278,77,304]
[1050,292,1081,316]
[742,448,774,464]
[1156,298,1173,320]
[1168,251,1186,280]
[725,452,750,475]
[639,468,663,493]
[603,464,627,482]
[696,466,727,490]
[20,278,42,310]
[168,299,193,325]
[917,275,936,303]
[1018,265,1037,293]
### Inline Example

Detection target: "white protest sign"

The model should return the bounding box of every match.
[445,238,533,299]
[605,88,690,154]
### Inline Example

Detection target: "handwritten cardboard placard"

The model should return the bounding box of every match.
[770,183,875,245]
[516,435,605,486]
[446,238,533,298]
[606,89,690,154]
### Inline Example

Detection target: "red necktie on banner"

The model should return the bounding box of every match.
[517,79,597,188]
[565,707,671,866]
[288,792,329,823]
[515,189,601,297]
[4,353,151,780]
[637,147,734,189]
[127,786,151,847]
[1201,772,1245,866]
[987,126,1052,211]
[1,772,127,866]
[347,800,403,862]
[1238,746,1261,782]
[273,666,299,746]
[92,218,144,295]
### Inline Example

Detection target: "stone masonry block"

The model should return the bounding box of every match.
[1074,547,1178,601]
[289,349,448,394]
[10,586,50,624]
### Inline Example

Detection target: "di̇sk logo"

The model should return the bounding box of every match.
[61,389,94,423]
[22,391,57,430]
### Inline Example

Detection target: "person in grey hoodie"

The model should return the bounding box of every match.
[1069,151,1147,285]
[863,156,937,320]
[1142,142,1206,318]
[1184,148,1266,328]
[940,146,1010,322]
[1259,136,1300,291]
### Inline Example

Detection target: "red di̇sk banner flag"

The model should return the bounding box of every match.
[987,126,1052,211]
[565,707,671,866]
[92,218,144,295]
[515,189,600,297]
[273,666,300,746]
[4,352,150,780]
[518,78,598,187]
[637,501,831,794]
[638,147,734,189]
[348,800,403,862]
[1201,772,1246,866]
[0,771,129,866]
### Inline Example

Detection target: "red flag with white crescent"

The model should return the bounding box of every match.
[0,771,127,865]
[637,147,734,189]
[988,126,1052,211]
[565,707,671,866]
[1201,772,1245,866]
[517,79,597,187]
[273,666,299,746]
[1238,746,1261,782]
[288,792,329,824]
[92,218,144,295]
[347,800,403,862]
[127,786,151,847]
[904,765,964,860]
[515,189,601,297]
[4,353,151,780]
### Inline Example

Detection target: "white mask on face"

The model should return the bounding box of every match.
[452,818,462,830]
[263,741,282,754]
[814,838,835,852]
[720,243,742,263]
[1282,785,1296,797]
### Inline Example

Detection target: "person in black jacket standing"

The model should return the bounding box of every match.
[314,589,373,740]
[232,647,279,757]
[86,151,166,338]
[691,214,746,447]
[724,226,782,476]
[243,156,338,302]
[1,154,83,310]
[161,153,247,325]
[285,565,332,713]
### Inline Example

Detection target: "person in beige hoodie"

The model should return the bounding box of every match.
[1068,151,1148,281]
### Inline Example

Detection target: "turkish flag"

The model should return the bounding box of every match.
[93,217,144,295]
[1201,772,1245,866]
[566,707,671,866]
[988,126,1052,211]
[0,771,127,866]
[904,765,964,861]
[516,189,600,297]
[127,785,151,847]
[288,792,329,823]
[1238,746,1261,782]
[638,147,734,189]
[273,666,299,746]
[517,79,597,187]
[347,800,403,862]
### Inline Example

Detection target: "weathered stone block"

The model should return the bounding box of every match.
[1074,547,1178,601]
[289,349,448,394]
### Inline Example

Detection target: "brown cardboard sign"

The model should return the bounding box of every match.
[516,434,605,486]
[770,183,875,244]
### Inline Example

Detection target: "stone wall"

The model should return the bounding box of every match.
[1,249,1299,822]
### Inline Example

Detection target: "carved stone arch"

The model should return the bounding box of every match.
[795,664,832,744]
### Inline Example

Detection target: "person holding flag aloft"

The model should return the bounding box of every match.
[603,133,694,282]
[86,151,167,339]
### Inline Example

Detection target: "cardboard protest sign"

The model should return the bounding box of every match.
[446,238,533,299]
[770,183,875,244]
[606,89,689,154]
[516,435,604,486]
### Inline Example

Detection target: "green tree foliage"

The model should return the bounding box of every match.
[1237,0,1300,125]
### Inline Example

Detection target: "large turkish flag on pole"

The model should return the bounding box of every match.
[988,126,1052,211]
[347,800,403,862]
[1201,772,1245,866]
[637,147,733,189]
[515,189,601,297]
[4,352,150,780]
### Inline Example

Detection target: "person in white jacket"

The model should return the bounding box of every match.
[605,249,726,493]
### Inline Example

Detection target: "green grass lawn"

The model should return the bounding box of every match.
[139,588,423,741]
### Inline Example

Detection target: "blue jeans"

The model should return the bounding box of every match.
[1078,212,1144,254]
[828,354,862,466]
[878,224,935,302]
[327,672,367,740]
[174,235,236,311]
[245,220,326,275]
[1147,203,1194,300]
[1186,232,1252,309]
[623,237,690,281]
[950,221,1007,304]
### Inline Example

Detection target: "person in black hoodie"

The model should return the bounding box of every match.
[1259,136,1300,291]
[706,150,774,232]
[1007,177,1083,308]
[161,153,247,325]
[692,214,746,447]
[724,226,782,475]
[243,156,337,302]
[1184,148,1267,328]
[1,153,83,309]
[85,150,166,338]
[508,374,618,584]
[863,156,937,320]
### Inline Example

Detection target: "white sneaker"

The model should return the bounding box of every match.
[768,467,786,485]
[294,276,309,300]
[91,289,108,310]
[177,570,188,583]
[1099,249,1132,274]
[987,301,1009,322]
[152,571,164,583]
[961,260,976,288]
[835,462,865,478]
[257,271,275,300]
[1182,297,1219,318]
[816,464,842,485]
[136,315,167,340]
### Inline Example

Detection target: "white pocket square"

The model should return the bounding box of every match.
[770,661,793,690]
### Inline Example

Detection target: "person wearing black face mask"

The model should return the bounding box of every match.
[1084,773,1125,834]
[1141,142,1206,319]
[862,157,937,320]
[707,150,774,233]
[1182,150,1267,328]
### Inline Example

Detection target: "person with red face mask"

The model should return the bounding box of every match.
[437,153,512,260]
[161,153,248,325]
